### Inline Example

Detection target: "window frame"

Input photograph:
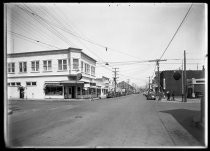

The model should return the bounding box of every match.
[73,58,79,70]
[19,61,27,73]
[44,85,63,96]
[58,59,67,71]
[91,66,95,76]
[43,60,52,72]
[26,81,37,86]
[8,82,21,87]
[31,60,40,72]
[8,62,15,73]
[84,63,90,74]
[87,64,90,75]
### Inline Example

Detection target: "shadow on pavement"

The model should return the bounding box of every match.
[160,109,204,145]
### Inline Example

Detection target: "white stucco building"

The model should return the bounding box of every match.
[95,76,109,99]
[7,47,98,99]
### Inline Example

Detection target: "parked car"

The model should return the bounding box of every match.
[146,91,156,100]
[107,91,115,98]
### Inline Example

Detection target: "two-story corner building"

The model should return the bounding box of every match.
[7,47,97,100]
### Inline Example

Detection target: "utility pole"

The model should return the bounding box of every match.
[181,59,184,102]
[184,50,187,102]
[147,76,150,90]
[149,59,167,100]
[112,68,119,95]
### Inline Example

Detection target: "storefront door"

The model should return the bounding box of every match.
[68,86,76,99]
[68,87,72,98]
[72,86,76,98]
[20,89,24,98]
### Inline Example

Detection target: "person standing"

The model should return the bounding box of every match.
[172,91,175,101]
[167,90,170,101]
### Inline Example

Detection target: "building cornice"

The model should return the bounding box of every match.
[7,47,83,58]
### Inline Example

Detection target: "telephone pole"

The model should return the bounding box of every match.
[181,59,184,102]
[147,76,150,90]
[184,50,187,102]
[112,68,119,95]
[149,59,167,100]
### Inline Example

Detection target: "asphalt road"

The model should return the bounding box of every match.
[6,94,203,147]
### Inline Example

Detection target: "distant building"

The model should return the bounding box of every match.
[95,76,109,98]
[153,69,205,97]
[117,81,135,94]
[7,47,97,99]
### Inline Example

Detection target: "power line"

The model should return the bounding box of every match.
[9,31,61,49]
[159,3,193,60]
[18,4,110,65]
[18,4,144,61]
[16,5,77,48]
[11,7,54,42]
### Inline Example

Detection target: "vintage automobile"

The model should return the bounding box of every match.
[146,91,156,100]
[107,91,115,98]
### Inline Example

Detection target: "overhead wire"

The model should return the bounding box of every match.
[9,31,61,49]
[21,4,143,61]
[10,7,53,42]
[16,4,77,48]
[22,4,109,65]
[159,3,193,60]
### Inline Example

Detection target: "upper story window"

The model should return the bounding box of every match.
[19,62,27,73]
[73,59,79,70]
[43,60,52,71]
[87,64,90,74]
[85,63,90,75]
[58,59,67,71]
[91,66,95,76]
[81,61,84,73]
[26,81,37,86]
[8,62,15,73]
[31,61,39,72]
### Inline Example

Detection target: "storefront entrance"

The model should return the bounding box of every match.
[20,88,24,98]
[68,86,76,99]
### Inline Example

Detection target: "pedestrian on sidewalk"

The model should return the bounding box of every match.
[91,89,94,101]
[166,90,170,101]
[171,91,175,101]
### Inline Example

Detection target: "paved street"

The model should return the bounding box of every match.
[6,94,204,147]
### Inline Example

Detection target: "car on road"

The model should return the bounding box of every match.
[146,91,156,100]
[107,91,115,98]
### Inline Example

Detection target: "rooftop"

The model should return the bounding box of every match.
[7,47,97,62]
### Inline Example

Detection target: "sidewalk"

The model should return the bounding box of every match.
[158,96,201,103]
[154,97,205,146]
[8,97,100,102]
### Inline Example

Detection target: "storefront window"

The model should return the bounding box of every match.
[45,85,63,95]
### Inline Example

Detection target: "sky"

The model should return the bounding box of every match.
[6,3,207,87]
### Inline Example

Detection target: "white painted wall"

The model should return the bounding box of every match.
[7,53,69,78]
[7,76,68,99]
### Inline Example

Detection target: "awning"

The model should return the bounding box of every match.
[44,81,61,86]
[44,83,62,87]
[60,81,84,84]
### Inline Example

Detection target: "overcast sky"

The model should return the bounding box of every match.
[6,3,207,87]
